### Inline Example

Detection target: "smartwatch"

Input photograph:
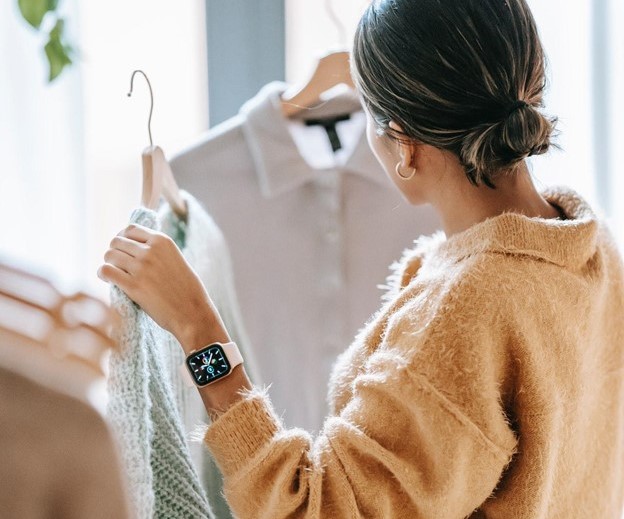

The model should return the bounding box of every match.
[184,341,244,387]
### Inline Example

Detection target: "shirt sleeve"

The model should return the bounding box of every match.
[203,349,518,519]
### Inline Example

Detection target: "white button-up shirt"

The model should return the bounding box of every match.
[171,81,442,432]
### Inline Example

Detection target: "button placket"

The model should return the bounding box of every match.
[318,169,343,294]
[310,168,347,428]
[317,168,347,347]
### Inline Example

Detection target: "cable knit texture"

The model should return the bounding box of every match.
[203,185,624,518]
[107,207,214,519]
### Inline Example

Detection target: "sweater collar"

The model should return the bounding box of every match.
[390,185,600,293]
[239,81,391,198]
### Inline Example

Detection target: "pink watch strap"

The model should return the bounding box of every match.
[221,341,243,369]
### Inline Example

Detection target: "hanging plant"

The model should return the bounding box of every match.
[17,0,74,82]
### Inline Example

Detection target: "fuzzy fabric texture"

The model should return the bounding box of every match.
[0,367,131,519]
[158,191,260,519]
[107,207,213,519]
[203,185,624,518]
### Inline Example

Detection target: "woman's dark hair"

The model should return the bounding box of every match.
[352,0,561,188]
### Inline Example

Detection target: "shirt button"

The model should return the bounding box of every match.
[320,274,341,294]
[325,229,339,242]
[328,274,342,289]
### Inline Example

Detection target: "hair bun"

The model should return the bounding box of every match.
[459,102,559,187]
[506,100,529,117]
[352,0,560,188]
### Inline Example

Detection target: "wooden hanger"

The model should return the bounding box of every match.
[128,70,187,219]
[0,261,114,334]
[0,297,112,412]
[0,295,113,376]
[0,261,63,315]
[281,0,355,118]
[0,260,116,377]
[281,51,355,118]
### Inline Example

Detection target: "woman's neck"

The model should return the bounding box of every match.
[431,161,562,238]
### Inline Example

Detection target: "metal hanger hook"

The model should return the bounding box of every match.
[127,69,154,147]
[324,0,347,48]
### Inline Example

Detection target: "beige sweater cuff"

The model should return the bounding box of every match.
[203,388,282,475]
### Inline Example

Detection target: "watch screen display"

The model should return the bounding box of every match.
[186,344,231,386]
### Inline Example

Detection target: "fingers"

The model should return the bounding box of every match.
[103,248,135,275]
[119,224,154,243]
[109,236,147,258]
[97,262,133,289]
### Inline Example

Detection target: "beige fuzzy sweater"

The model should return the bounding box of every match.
[204,185,624,518]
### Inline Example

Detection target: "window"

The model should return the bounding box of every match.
[0,0,208,295]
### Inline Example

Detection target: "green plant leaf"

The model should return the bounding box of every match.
[44,18,73,82]
[17,0,57,29]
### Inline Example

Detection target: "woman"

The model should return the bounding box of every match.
[98,0,624,517]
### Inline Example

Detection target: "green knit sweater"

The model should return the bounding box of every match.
[158,191,261,519]
[107,207,213,519]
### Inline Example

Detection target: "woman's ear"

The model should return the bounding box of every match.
[388,121,416,168]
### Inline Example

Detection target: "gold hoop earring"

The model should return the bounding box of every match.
[395,162,416,180]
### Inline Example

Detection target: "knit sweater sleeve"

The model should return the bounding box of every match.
[203,305,519,518]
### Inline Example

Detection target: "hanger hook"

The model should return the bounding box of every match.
[127,69,154,147]
[324,0,347,49]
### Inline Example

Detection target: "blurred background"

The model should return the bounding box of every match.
[1,0,623,293]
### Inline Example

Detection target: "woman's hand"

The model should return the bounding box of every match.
[97,224,230,352]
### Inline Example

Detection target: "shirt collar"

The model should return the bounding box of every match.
[239,81,391,198]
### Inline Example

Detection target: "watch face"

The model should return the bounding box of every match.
[186,344,231,386]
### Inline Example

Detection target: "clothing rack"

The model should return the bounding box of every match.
[0,258,117,408]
